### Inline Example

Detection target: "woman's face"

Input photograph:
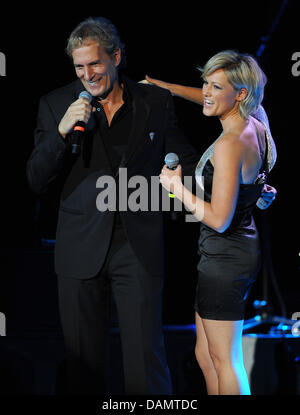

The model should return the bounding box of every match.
[202,68,241,119]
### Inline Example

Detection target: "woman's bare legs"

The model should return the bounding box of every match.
[195,312,219,394]
[195,313,250,395]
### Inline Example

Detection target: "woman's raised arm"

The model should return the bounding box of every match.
[144,75,204,105]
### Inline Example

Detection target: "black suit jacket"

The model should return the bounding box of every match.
[27,77,199,279]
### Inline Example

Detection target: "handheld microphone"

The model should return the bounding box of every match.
[165,153,179,170]
[71,91,92,155]
[164,153,179,198]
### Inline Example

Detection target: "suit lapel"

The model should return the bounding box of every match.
[118,78,151,170]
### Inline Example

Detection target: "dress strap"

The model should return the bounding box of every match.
[251,105,277,172]
[254,130,268,185]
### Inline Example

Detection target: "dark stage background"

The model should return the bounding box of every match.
[0,0,299,398]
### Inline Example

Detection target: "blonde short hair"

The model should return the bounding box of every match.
[199,50,267,119]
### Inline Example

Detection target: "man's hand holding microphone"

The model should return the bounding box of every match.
[58,91,93,154]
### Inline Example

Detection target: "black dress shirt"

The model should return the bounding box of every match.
[94,81,133,251]
[94,81,132,175]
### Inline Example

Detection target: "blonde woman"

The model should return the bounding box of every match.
[147,50,277,395]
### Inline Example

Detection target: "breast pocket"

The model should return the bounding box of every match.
[59,205,84,215]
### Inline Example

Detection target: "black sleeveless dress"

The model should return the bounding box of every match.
[195,138,269,321]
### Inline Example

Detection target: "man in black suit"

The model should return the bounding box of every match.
[27,16,198,395]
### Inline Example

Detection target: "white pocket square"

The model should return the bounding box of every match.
[149,132,155,141]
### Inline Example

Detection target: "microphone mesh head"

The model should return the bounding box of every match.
[79,91,92,102]
[164,153,179,169]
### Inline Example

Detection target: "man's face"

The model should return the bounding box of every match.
[72,39,120,97]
